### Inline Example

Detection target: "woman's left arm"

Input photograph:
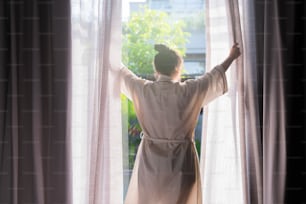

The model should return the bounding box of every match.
[119,64,146,101]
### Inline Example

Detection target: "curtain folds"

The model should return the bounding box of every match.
[202,0,287,203]
[201,0,264,203]
[201,1,244,203]
[261,0,286,203]
[71,0,123,203]
[0,0,71,203]
[227,0,263,203]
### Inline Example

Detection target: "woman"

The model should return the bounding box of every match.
[121,44,241,204]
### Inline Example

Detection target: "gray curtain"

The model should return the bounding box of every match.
[262,1,286,203]
[226,0,288,203]
[227,0,264,203]
[0,0,71,203]
[273,0,306,203]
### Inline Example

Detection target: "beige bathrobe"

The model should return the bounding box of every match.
[120,65,228,204]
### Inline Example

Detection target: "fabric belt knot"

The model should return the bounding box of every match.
[140,131,194,143]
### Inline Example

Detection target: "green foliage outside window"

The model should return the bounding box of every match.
[122,7,190,75]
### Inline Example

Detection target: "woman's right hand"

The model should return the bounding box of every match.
[229,43,241,60]
[220,43,242,71]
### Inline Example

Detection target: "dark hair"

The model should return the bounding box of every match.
[153,44,182,76]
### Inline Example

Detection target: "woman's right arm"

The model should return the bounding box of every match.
[187,43,241,106]
[221,43,241,71]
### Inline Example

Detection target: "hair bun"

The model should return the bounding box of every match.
[154,44,170,53]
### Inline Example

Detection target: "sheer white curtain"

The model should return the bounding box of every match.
[71,0,123,203]
[201,0,262,203]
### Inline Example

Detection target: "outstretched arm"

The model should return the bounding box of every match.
[221,43,241,71]
[119,63,147,101]
[119,64,136,100]
[189,43,241,106]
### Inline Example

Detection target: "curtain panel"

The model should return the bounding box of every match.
[254,0,287,203]
[226,0,263,203]
[70,0,123,203]
[276,0,306,203]
[201,1,245,203]
[0,0,71,203]
[201,0,288,203]
[202,0,287,203]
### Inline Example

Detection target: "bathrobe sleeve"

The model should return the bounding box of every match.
[119,65,146,101]
[185,65,228,107]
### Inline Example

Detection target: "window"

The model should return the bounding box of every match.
[121,0,206,198]
[71,1,244,203]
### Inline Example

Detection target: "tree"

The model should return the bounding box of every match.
[122,7,190,76]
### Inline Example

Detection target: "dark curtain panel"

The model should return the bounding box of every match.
[261,0,287,203]
[255,0,306,203]
[277,1,306,203]
[0,0,71,203]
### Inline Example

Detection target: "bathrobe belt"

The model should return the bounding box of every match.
[140,131,194,143]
